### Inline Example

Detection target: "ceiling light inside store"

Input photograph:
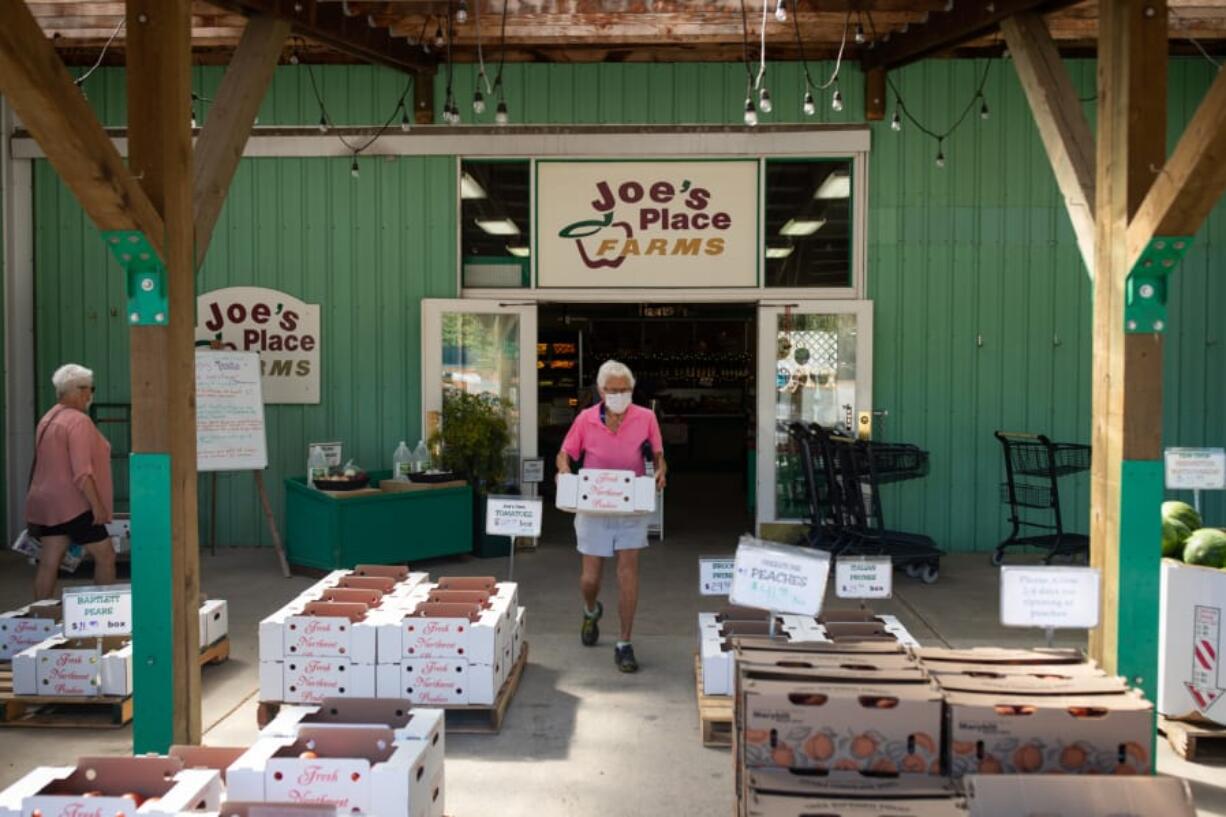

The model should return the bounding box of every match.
[815,172,850,200]
[766,246,794,259]
[461,172,487,199]
[476,217,520,235]
[506,245,531,258]
[779,218,825,236]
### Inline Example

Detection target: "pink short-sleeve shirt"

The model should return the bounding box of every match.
[561,403,663,477]
[25,406,113,525]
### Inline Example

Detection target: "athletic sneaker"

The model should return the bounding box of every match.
[581,601,603,647]
[614,643,639,673]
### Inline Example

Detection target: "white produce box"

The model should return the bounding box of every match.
[260,699,444,759]
[1159,558,1226,726]
[513,606,526,666]
[13,635,132,697]
[375,659,471,705]
[261,659,376,704]
[0,601,61,661]
[373,597,513,665]
[198,599,229,648]
[0,756,221,817]
[556,469,656,514]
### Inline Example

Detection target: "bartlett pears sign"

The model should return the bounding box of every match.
[536,160,759,288]
[196,286,321,404]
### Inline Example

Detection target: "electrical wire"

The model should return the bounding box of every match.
[886,59,992,142]
[75,17,125,86]
[1170,7,1222,70]
[494,0,509,97]
[810,2,850,91]
[739,0,756,85]
[756,0,769,89]
[474,0,493,94]
[305,61,412,155]
[789,0,817,89]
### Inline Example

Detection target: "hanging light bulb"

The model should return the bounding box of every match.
[891,110,902,131]
[802,89,816,116]
[434,21,445,48]
[400,104,412,132]
[758,86,773,114]
[831,88,844,112]
[743,97,758,127]
[455,0,468,24]
[495,99,509,125]
[854,22,866,44]
[351,155,360,178]
[318,108,328,133]
[979,95,990,120]
[774,0,787,23]
[935,143,945,168]
[289,51,300,65]
[473,89,486,115]
[422,40,431,54]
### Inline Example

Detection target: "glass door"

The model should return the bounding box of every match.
[756,300,872,529]
[422,299,537,489]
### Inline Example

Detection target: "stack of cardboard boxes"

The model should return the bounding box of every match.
[258,566,525,707]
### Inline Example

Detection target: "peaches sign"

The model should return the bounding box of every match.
[536,160,759,288]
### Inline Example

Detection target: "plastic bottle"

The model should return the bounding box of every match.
[307,445,328,489]
[412,439,430,474]
[392,441,412,481]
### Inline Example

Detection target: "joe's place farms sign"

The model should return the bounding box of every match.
[537,160,759,288]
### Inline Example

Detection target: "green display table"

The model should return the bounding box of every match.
[284,470,473,570]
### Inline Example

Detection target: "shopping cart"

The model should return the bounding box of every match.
[788,422,846,551]
[993,431,1091,565]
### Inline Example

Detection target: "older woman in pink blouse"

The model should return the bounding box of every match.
[26,364,116,599]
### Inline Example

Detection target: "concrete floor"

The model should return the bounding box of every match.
[1,474,1223,816]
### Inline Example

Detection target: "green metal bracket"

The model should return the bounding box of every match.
[1125,235,1193,334]
[102,230,167,326]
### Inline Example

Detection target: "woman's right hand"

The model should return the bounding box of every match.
[92,504,112,525]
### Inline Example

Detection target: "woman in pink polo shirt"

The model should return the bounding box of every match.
[556,360,667,673]
[25,364,117,599]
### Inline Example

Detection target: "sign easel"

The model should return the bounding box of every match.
[196,349,289,577]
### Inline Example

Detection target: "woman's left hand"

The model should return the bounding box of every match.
[655,470,667,491]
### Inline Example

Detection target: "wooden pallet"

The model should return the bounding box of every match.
[1160,715,1226,762]
[695,653,733,748]
[199,636,231,667]
[257,643,530,734]
[0,664,132,728]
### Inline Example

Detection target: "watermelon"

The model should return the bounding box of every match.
[1182,528,1226,568]
[1162,500,1202,532]
[1162,518,1191,558]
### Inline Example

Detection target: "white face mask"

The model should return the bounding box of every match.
[604,392,632,415]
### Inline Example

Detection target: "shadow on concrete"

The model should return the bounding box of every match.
[445,662,580,762]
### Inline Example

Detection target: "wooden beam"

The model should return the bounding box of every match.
[125,0,202,751]
[337,0,948,10]
[865,67,886,122]
[194,15,291,268]
[414,66,435,125]
[0,0,163,254]
[1127,65,1226,267]
[1001,13,1096,276]
[860,0,1084,71]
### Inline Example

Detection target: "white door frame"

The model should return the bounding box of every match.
[756,299,874,531]
[421,299,539,474]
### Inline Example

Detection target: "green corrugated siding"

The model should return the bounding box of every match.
[30,58,1226,548]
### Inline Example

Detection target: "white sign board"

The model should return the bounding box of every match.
[485,497,543,538]
[730,538,830,616]
[836,556,893,599]
[699,557,736,596]
[1165,447,1226,490]
[521,458,545,484]
[1000,566,1101,629]
[196,350,269,472]
[536,160,760,289]
[63,584,133,637]
[310,442,343,468]
[196,286,321,403]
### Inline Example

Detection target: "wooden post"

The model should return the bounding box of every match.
[864,68,886,122]
[415,68,435,125]
[125,0,202,751]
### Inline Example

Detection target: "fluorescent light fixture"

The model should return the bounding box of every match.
[475,217,520,236]
[506,245,531,258]
[765,246,794,259]
[460,171,487,199]
[779,218,825,237]
[815,171,851,200]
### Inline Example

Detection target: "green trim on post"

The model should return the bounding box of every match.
[130,453,173,754]
[102,230,168,327]
[1124,235,1192,334]
[1119,458,1163,765]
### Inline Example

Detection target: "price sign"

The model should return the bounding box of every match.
[485,496,544,538]
[63,584,133,637]
[1165,447,1226,490]
[309,442,343,468]
[729,539,830,616]
[699,557,736,596]
[1000,566,1101,629]
[520,458,546,485]
[835,556,893,599]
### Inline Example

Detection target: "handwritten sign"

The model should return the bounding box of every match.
[1000,566,1101,629]
[486,497,544,538]
[521,458,545,484]
[309,442,343,468]
[730,538,830,616]
[196,350,269,472]
[835,556,893,599]
[1165,447,1226,490]
[699,557,736,596]
[63,584,133,637]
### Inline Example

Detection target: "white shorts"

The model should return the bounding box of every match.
[574,513,650,558]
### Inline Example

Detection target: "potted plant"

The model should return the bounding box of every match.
[428,390,516,557]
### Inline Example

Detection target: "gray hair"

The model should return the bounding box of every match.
[52,363,94,397]
[596,359,635,390]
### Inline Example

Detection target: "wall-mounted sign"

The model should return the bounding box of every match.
[196,286,321,404]
[536,160,759,289]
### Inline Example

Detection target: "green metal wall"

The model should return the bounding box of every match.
[29,58,1226,549]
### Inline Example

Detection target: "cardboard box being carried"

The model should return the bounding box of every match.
[1159,558,1226,726]
[0,756,222,817]
[12,635,132,697]
[963,774,1197,817]
[0,602,61,661]
[555,469,655,514]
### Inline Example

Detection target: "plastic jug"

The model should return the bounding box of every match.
[411,439,430,474]
[393,441,412,481]
[307,445,328,489]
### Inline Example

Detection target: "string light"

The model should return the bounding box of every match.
[935,141,945,168]
[303,62,411,171]
[493,0,510,126]
[318,108,329,133]
[473,87,486,114]
[774,0,787,23]
[758,86,773,114]
[802,90,816,116]
[351,155,360,179]
[891,107,902,131]
[744,96,758,127]
[854,22,866,44]
[831,84,844,112]
[979,93,990,120]
[434,19,445,48]
[495,99,509,125]
[456,0,469,24]
[400,103,412,132]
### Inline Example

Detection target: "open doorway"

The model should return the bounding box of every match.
[537,303,757,534]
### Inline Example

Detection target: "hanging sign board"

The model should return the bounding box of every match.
[486,497,544,538]
[699,556,736,596]
[196,350,269,472]
[536,160,760,289]
[63,584,133,637]
[835,556,893,599]
[1165,447,1226,490]
[196,286,321,404]
[1000,566,1101,629]
[730,538,830,615]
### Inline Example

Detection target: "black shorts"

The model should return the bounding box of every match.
[29,510,110,546]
